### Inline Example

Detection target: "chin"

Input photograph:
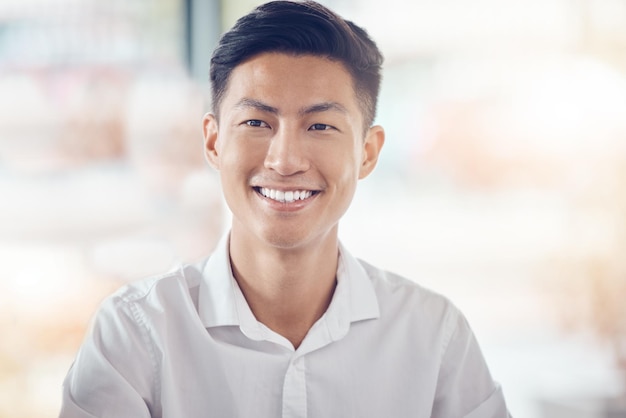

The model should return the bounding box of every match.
[262,231,310,251]
[259,224,337,252]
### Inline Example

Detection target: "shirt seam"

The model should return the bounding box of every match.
[117,269,183,414]
[439,305,460,364]
[126,298,161,414]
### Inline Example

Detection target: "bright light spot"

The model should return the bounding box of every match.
[511,57,626,156]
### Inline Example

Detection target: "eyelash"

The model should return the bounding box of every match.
[242,120,336,131]
[309,123,333,131]
[245,120,268,128]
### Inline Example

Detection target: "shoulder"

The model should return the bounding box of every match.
[359,259,457,312]
[357,259,464,343]
[99,260,207,319]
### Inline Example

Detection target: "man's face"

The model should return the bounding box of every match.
[204,52,384,250]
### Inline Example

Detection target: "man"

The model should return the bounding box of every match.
[61,1,511,417]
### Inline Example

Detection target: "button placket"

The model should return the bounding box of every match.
[281,355,307,418]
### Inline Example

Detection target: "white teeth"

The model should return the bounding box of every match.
[259,188,313,203]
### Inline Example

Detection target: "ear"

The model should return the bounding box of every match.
[203,113,220,170]
[358,125,385,179]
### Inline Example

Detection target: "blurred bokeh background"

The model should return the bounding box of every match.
[1,0,625,417]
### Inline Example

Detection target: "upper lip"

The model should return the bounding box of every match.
[251,175,324,192]
[255,186,317,191]
[251,182,322,192]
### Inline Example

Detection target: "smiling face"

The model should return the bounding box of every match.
[204,52,384,251]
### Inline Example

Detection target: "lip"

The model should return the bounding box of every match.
[253,186,320,212]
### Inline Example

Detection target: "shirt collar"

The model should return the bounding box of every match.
[337,240,380,322]
[197,233,380,335]
[197,233,240,328]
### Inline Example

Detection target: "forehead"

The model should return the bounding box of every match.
[220,53,361,115]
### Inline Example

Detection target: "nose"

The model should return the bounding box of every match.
[264,126,310,175]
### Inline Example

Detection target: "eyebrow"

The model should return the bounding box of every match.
[234,98,348,116]
[235,98,279,114]
[299,102,348,116]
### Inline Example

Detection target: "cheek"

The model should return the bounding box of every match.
[331,144,362,179]
[319,149,360,194]
[219,136,267,169]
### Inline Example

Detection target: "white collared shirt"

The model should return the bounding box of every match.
[61,235,510,418]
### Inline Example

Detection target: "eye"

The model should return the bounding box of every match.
[245,119,269,128]
[309,123,334,131]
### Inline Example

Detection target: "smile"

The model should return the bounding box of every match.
[255,187,318,203]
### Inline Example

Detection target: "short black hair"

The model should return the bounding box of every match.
[209,0,384,130]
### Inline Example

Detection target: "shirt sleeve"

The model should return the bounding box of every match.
[431,310,511,418]
[59,295,157,418]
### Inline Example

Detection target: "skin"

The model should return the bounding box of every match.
[203,52,384,348]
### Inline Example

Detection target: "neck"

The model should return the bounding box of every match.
[229,225,340,349]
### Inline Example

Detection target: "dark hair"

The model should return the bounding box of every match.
[209,0,383,130]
